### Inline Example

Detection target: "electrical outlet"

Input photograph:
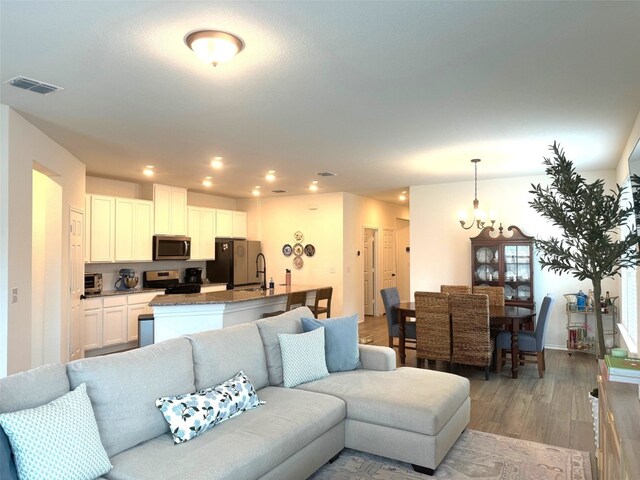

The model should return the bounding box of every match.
[11,288,18,304]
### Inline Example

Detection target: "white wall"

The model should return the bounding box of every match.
[343,193,410,320]
[0,106,85,376]
[251,193,345,315]
[410,169,617,350]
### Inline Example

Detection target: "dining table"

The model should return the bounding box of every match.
[395,302,536,379]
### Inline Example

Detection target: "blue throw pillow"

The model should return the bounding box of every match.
[0,425,18,480]
[302,314,361,372]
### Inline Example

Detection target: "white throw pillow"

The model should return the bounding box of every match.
[278,327,329,388]
[0,383,112,480]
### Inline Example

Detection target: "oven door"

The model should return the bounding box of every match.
[153,236,191,260]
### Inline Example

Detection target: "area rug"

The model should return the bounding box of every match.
[310,429,592,479]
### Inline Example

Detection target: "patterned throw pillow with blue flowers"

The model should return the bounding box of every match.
[155,370,265,444]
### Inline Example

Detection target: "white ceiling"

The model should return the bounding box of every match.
[2,1,640,204]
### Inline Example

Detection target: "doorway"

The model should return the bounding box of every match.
[396,219,410,301]
[363,228,377,316]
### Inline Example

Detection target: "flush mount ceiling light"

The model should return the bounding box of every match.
[143,165,154,176]
[210,157,223,169]
[252,186,261,196]
[265,170,276,182]
[185,30,245,66]
[203,177,213,187]
[458,159,496,230]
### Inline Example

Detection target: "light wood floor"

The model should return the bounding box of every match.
[359,315,599,456]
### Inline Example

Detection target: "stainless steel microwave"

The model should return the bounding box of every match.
[153,235,191,261]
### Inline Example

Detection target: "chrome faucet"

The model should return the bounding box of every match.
[256,253,267,290]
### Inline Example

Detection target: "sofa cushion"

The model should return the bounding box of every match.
[302,314,361,372]
[255,306,312,386]
[0,383,112,480]
[66,337,195,457]
[187,323,269,391]
[106,387,345,480]
[0,363,70,414]
[296,367,470,436]
[278,328,329,388]
[156,371,265,444]
[0,363,69,480]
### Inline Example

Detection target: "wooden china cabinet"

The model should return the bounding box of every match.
[470,225,535,310]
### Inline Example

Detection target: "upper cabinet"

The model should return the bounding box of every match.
[86,194,153,263]
[187,206,216,260]
[153,184,187,235]
[216,209,247,238]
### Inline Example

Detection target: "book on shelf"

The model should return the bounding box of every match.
[606,372,640,385]
[604,355,640,378]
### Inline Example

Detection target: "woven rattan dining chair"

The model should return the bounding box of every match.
[415,292,451,368]
[472,286,505,306]
[496,294,554,378]
[450,293,494,380]
[440,285,471,295]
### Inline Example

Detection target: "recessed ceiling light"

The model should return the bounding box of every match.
[203,179,212,187]
[184,30,245,67]
[399,194,407,201]
[312,180,318,184]
[309,184,318,192]
[143,166,154,176]
[210,158,223,169]
[252,188,261,196]
[265,170,276,182]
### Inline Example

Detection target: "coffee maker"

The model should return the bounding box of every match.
[185,267,203,284]
[115,268,138,290]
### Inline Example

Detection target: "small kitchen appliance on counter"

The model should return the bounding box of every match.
[84,273,103,295]
[185,267,203,284]
[143,270,180,289]
[115,269,138,291]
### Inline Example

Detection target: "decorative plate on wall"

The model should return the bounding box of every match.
[282,244,293,257]
[294,231,304,242]
[304,244,315,257]
[293,256,304,269]
[293,243,304,256]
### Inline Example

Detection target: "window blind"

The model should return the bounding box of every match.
[620,177,638,352]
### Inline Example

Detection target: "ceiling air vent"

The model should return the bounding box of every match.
[272,189,287,194]
[316,171,337,177]
[5,75,63,95]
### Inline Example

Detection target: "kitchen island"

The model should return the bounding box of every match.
[149,285,328,343]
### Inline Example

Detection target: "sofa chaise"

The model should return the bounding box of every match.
[0,307,470,479]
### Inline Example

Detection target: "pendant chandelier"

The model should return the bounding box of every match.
[458,158,496,230]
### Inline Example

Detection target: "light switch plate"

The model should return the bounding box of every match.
[11,287,18,303]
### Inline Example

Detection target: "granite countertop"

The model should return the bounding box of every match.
[149,285,329,306]
[86,282,227,298]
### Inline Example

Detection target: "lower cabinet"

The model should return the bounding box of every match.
[83,291,160,352]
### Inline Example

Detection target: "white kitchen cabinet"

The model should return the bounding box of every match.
[83,297,103,350]
[232,211,247,239]
[84,195,91,263]
[188,206,216,260]
[215,209,246,238]
[115,198,153,262]
[102,296,127,346]
[216,209,233,237]
[89,195,116,262]
[154,184,187,235]
[127,292,157,342]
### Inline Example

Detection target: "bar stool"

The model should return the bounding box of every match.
[310,287,332,319]
[261,291,308,318]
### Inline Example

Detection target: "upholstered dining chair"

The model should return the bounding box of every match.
[415,292,451,368]
[472,285,505,306]
[450,293,494,380]
[496,294,554,378]
[380,287,416,352]
[440,285,471,295]
[309,287,332,318]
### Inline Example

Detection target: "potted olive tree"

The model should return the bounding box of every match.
[529,142,640,358]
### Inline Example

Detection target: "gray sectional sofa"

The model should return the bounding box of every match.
[0,307,470,479]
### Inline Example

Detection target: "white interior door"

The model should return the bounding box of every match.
[363,229,375,315]
[382,228,396,292]
[69,208,84,361]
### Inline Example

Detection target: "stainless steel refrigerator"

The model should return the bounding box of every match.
[206,239,261,289]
